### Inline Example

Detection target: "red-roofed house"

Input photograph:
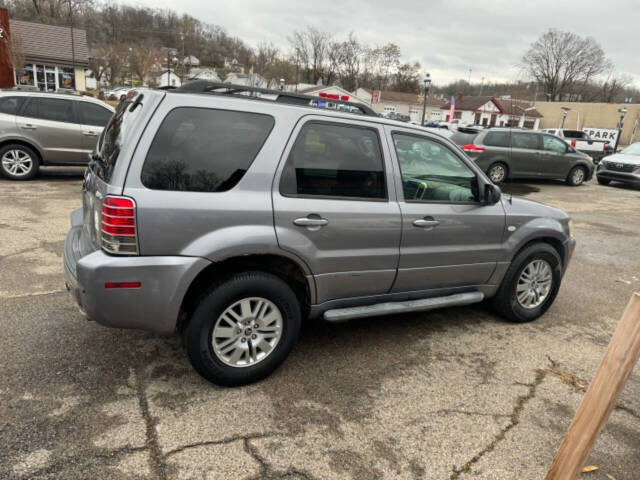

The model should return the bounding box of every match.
[440,95,543,129]
[355,87,446,123]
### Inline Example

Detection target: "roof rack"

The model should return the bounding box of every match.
[172,80,379,117]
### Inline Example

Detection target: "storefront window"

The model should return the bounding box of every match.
[17,64,35,86]
[58,67,75,90]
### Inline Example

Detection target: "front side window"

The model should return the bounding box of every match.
[511,132,539,150]
[280,122,386,200]
[542,135,567,154]
[142,107,274,192]
[392,133,478,203]
[0,96,26,115]
[79,102,112,127]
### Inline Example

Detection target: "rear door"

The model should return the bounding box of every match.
[510,131,542,176]
[272,116,401,304]
[16,97,85,163]
[77,101,114,154]
[386,127,505,292]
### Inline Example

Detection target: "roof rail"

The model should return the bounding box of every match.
[172,80,379,117]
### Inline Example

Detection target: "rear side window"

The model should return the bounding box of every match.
[79,102,112,126]
[0,96,25,115]
[511,132,539,150]
[141,108,274,192]
[483,131,510,147]
[563,130,584,139]
[279,122,386,200]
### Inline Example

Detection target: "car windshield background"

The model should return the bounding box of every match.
[392,133,478,203]
[483,131,510,147]
[280,122,386,200]
[622,143,640,155]
[512,132,539,150]
[80,103,112,127]
[141,107,274,192]
[542,135,567,154]
[0,97,26,115]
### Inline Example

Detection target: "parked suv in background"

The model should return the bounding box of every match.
[451,128,594,186]
[63,82,576,386]
[596,142,640,187]
[0,90,114,180]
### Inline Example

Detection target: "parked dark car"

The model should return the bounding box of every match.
[596,142,640,187]
[450,128,594,186]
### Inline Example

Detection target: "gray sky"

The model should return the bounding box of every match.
[122,0,639,87]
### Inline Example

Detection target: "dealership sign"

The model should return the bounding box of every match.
[582,127,618,145]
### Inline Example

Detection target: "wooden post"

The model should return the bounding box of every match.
[545,292,640,480]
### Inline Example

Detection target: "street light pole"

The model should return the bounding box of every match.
[560,107,571,129]
[421,73,431,126]
[614,107,627,152]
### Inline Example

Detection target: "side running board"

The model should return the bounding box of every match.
[323,292,484,323]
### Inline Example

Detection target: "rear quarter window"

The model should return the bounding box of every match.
[450,131,479,146]
[483,131,510,147]
[141,108,274,192]
[0,96,26,115]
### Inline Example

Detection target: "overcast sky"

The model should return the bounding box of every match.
[121,0,640,87]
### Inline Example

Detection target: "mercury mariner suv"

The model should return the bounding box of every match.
[63,82,576,386]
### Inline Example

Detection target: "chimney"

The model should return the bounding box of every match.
[457,92,463,104]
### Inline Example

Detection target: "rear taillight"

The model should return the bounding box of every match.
[571,140,576,148]
[101,196,138,255]
[462,144,485,152]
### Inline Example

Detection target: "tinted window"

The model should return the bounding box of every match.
[22,98,38,118]
[142,107,274,192]
[563,130,584,139]
[0,96,26,115]
[79,102,112,126]
[450,131,478,146]
[483,131,510,147]
[280,122,386,199]
[36,98,75,123]
[542,135,567,154]
[512,132,539,150]
[392,133,478,203]
[546,129,556,135]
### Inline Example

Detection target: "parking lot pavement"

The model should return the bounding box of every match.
[1,172,639,480]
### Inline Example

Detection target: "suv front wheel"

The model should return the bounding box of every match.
[566,166,586,186]
[0,143,40,180]
[184,271,301,386]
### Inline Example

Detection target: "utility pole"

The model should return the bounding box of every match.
[479,77,485,96]
[68,0,75,90]
[421,73,431,126]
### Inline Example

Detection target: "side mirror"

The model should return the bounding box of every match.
[483,183,501,205]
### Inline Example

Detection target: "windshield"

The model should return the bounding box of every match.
[91,97,143,182]
[622,143,640,155]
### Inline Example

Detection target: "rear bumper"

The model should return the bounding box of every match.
[63,223,210,335]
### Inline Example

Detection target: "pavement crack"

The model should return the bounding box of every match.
[0,246,40,262]
[134,367,167,480]
[436,408,511,418]
[244,437,271,479]
[449,368,546,479]
[164,432,277,457]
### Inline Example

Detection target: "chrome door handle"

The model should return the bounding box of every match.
[294,216,329,227]
[413,218,440,228]
[21,124,36,130]
[83,131,98,136]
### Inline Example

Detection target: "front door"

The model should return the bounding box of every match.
[385,127,505,292]
[540,134,573,178]
[17,97,85,163]
[77,101,113,155]
[273,117,401,304]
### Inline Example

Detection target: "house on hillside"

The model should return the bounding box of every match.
[10,19,89,91]
[188,68,221,82]
[183,55,200,69]
[156,69,181,88]
[299,85,366,105]
[224,58,244,73]
[355,88,446,123]
[439,95,543,129]
[224,72,268,88]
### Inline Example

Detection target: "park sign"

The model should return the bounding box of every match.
[582,127,618,145]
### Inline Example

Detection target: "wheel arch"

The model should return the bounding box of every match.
[0,138,44,164]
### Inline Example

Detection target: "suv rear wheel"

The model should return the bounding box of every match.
[566,166,586,186]
[184,271,301,386]
[0,144,40,180]
[492,243,562,323]
[487,162,508,184]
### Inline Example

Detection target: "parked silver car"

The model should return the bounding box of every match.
[596,142,640,187]
[63,82,576,386]
[0,90,115,179]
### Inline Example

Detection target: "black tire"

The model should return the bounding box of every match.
[566,166,586,186]
[487,162,508,184]
[492,243,562,323]
[0,143,40,180]
[184,271,301,386]
[596,176,611,186]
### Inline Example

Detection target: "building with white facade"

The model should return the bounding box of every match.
[440,95,543,129]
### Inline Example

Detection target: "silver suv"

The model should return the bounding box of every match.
[63,82,576,386]
[0,90,114,179]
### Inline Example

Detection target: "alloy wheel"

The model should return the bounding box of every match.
[516,259,553,309]
[211,297,283,367]
[489,164,506,183]
[1,149,33,177]
[572,168,585,185]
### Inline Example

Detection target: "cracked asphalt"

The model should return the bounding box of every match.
[1,168,639,480]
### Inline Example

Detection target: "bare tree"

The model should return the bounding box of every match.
[375,43,401,90]
[522,29,611,101]
[103,44,128,86]
[130,43,161,84]
[389,61,421,93]
[337,32,365,91]
[6,32,26,72]
[600,72,632,103]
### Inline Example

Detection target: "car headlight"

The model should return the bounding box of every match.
[568,219,574,238]
[587,156,594,163]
